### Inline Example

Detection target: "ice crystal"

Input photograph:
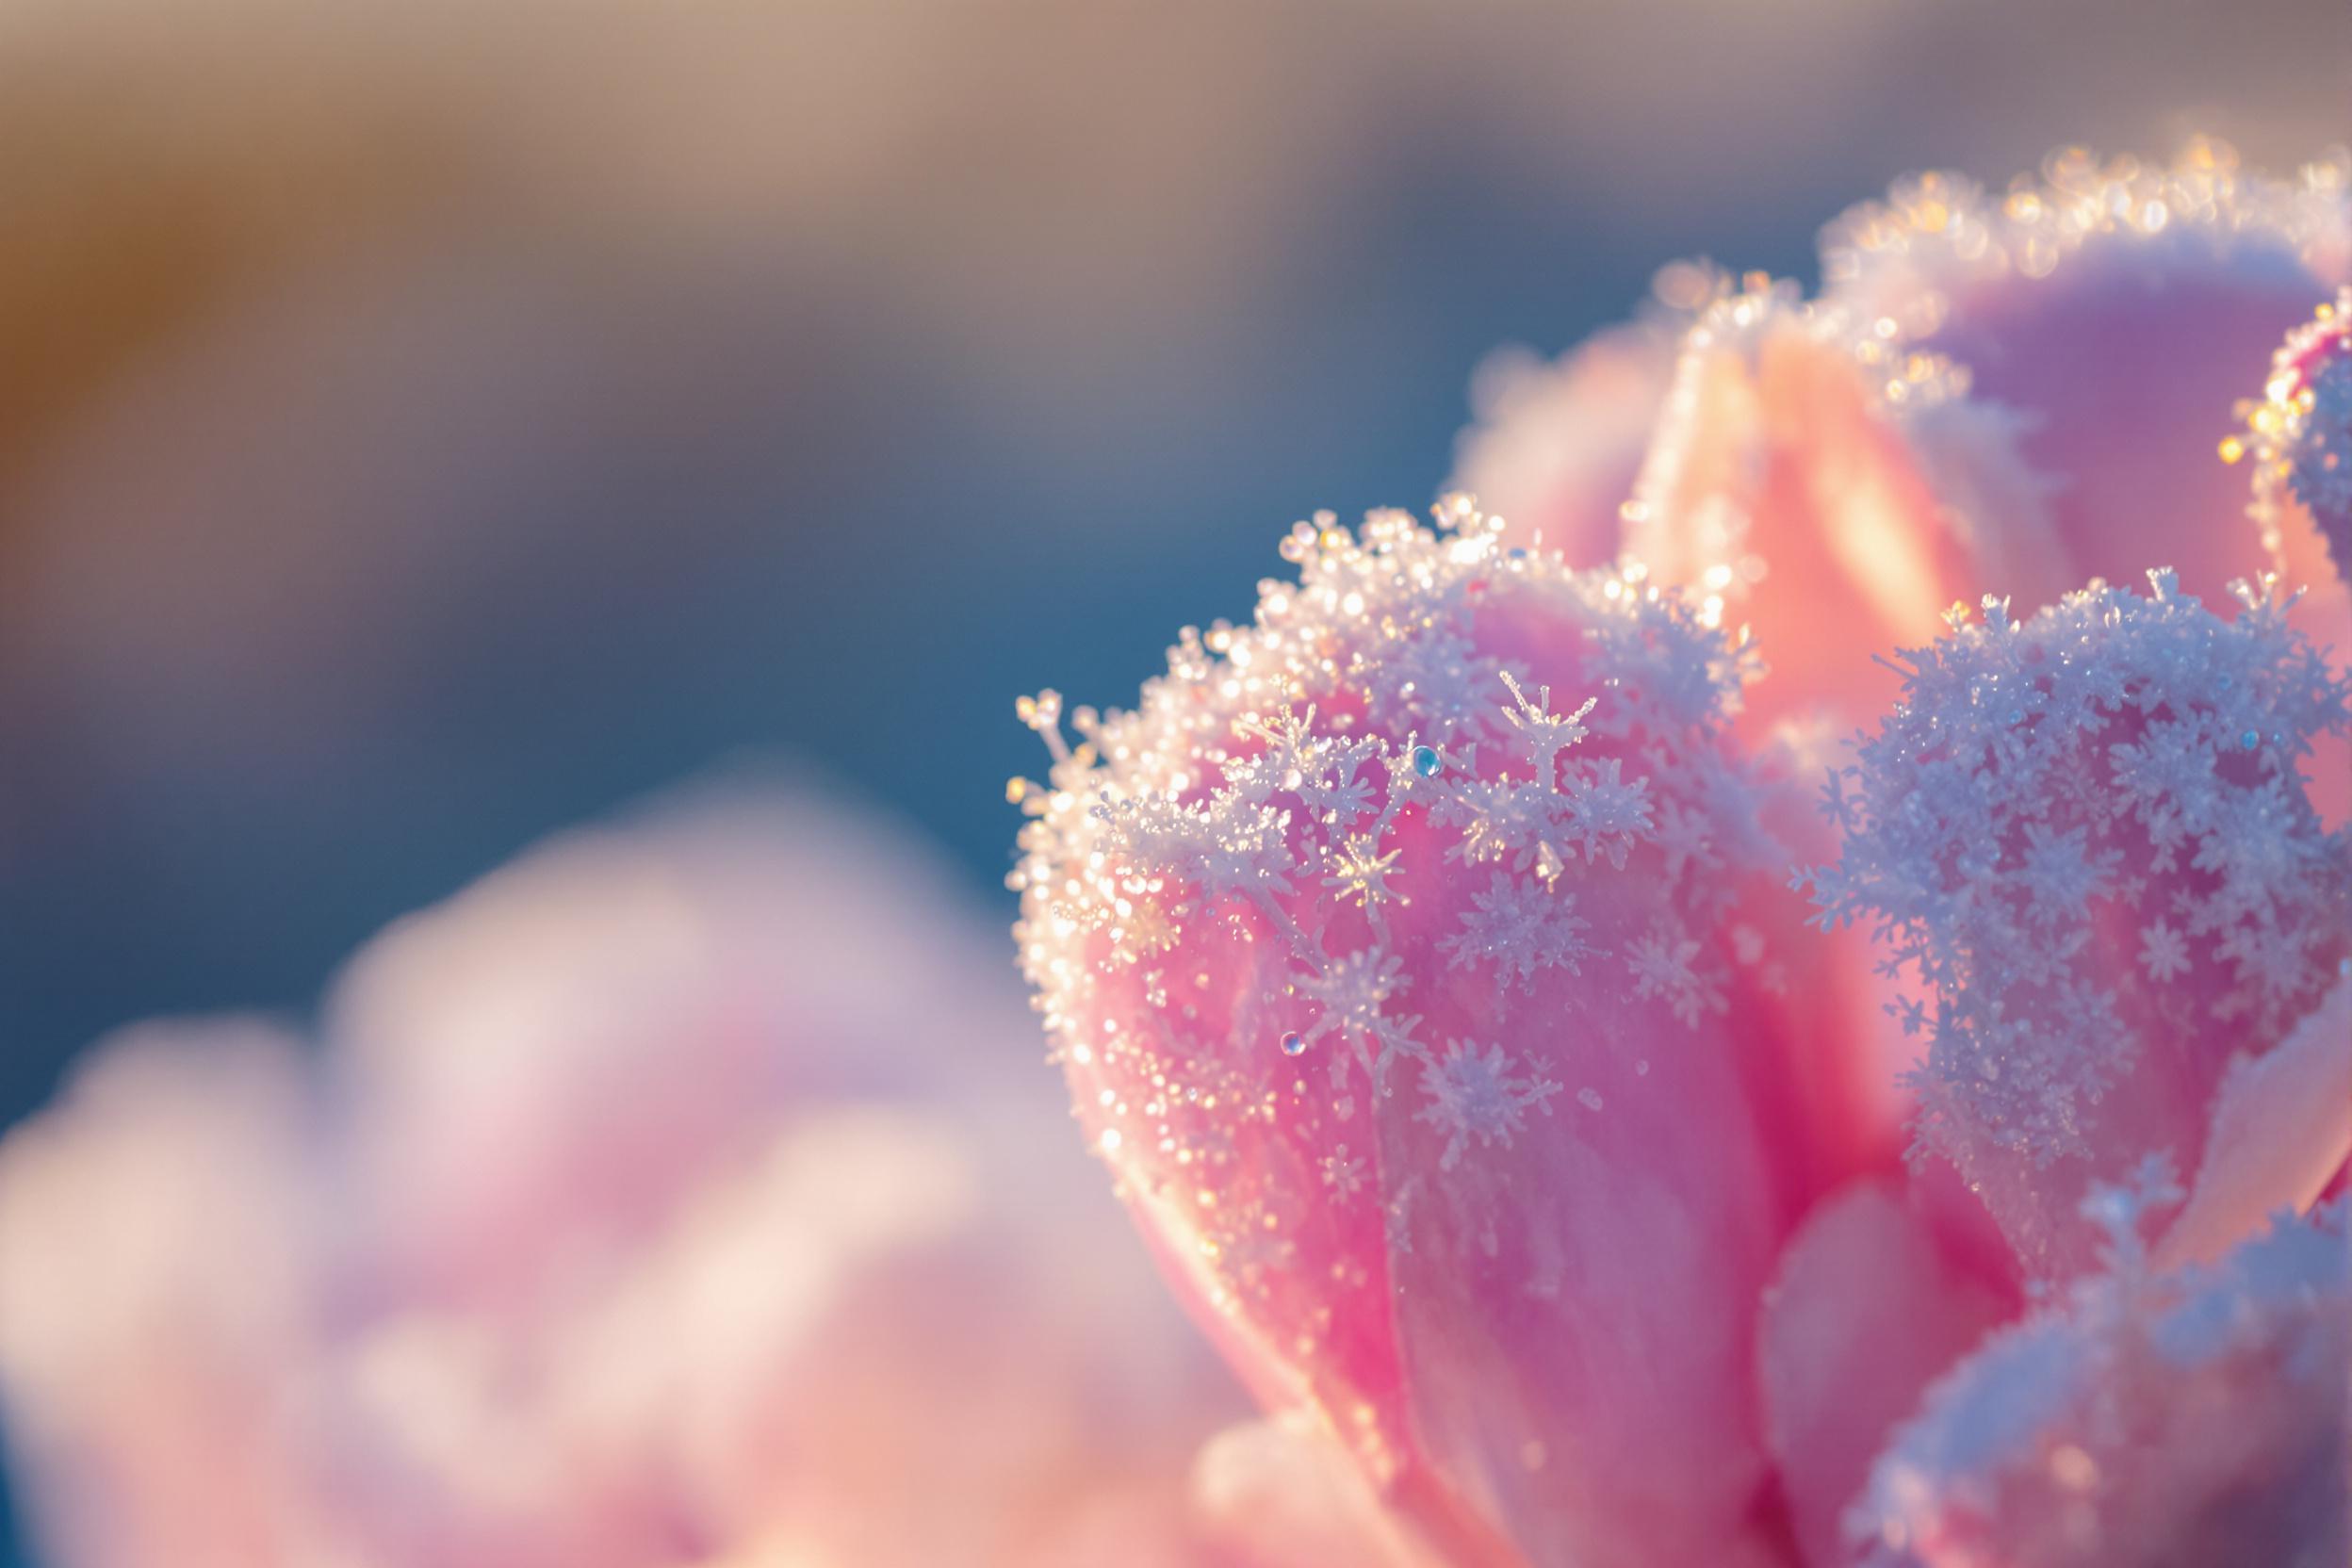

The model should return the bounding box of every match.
[1625,920,1728,1028]
[1414,1038,1563,1171]
[1803,573,2352,1273]
[1438,872,1592,989]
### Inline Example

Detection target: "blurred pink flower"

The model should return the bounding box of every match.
[1017,145,2351,1568]
[0,784,1424,1568]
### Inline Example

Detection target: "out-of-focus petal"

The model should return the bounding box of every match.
[1854,1200,2349,1568]
[1821,144,2351,612]
[1756,1181,2012,1568]
[1454,272,1712,566]
[1625,282,2010,737]
[0,1024,323,1568]
[322,784,1028,1305]
[1621,146,2349,743]
[1190,1412,1443,1568]
[1015,503,1882,1566]
[1806,578,2352,1279]
[0,788,1250,1568]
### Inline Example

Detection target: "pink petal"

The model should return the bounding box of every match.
[1619,148,2348,745]
[1453,281,1707,567]
[1189,1413,1445,1568]
[2158,970,2352,1270]
[1853,1201,2349,1568]
[1756,1181,2013,1568]
[1625,284,2000,738]
[1825,148,2349,612]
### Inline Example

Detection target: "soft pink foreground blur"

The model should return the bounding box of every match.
[0,782,1440,1568]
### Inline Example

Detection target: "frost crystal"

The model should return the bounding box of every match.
[1803,573,2352,1274]
[1438,872,1592,989]
[1414,1038,1563,1171]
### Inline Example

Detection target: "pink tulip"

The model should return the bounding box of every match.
[1016,144,2352,1568]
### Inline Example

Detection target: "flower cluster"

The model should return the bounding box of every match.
[1019,143,2351,1568]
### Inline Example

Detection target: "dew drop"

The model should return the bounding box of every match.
[1281,1031,1307,1056]
[1412,744,1442,777]
[2240,729,2262,751]
[1576,1087,1604,1111]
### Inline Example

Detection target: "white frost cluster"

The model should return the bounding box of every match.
[1802,574,2352,1253]
[1010,498,1779,1232]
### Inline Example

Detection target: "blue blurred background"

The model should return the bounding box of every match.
[0,5,2344,1552]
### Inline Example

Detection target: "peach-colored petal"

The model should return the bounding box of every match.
[1756,1181,2012,1568]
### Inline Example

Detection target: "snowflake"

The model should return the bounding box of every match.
[1298,948,1424,1089]
[1625,921,1726,1027]
[1319,1144,1367,1204]
[1298,947,1405,1044]
[1559,758,1655,869]
[2017,823,2117,923]
[1429,775,1573,883]
[1414,1037,1562,1170]
[1322,836,1405,911]
[1233,705,1328,792]
[1497,669,1598,779]
[2138,918,2190,984]
[1438,872,1594,989]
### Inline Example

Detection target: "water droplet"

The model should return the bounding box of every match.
[1412,744,1442,777]
[2240,729,2262,751]
[1635,1059,1650,1077]
[1576,1087,1604,1111]
[1281,1032,1307,1056]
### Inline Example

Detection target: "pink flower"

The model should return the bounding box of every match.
[1017,145,2352,1567]
[2,786,1401,1568]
